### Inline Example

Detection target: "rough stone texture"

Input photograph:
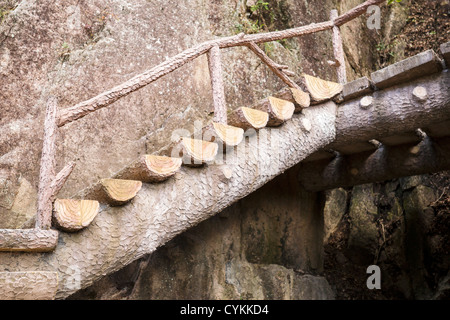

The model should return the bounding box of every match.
[371,49,443,89]
[324,172,450,300]
[342,76,374,101]
[440,42,450,67]
[68,164,334,300]
[338,0,412,80]
[323,188,348,244]
[2,0,448,302]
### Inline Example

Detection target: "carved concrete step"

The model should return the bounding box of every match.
[172,137,219,167]
[300,74,343,104]
[371,49,443,89]
[228,107,269,130]
[202,122,244,148]
[81,178,142,206]
[0,271,58,300]
[253,96,295,126]
[114,155,182,183]
[342,76,374,102]
[273,87,311,112]
[53,199,100,232]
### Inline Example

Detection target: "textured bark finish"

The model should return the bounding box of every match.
[330,10,346,84]
[246,42,301,90]
[36,96,58,230]
[333,0,385,26]
[50,162,76,201]
[55,21,334,127]
[0,229,59,252]
[0,271,58,300]
[0,102,337,299]
[299,137,450,191]
[207,45,227,124]
[331,71,450,149]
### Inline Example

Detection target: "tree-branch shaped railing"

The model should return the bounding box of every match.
[0,0,385,253]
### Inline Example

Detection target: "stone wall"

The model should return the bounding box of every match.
[323,172,450,300]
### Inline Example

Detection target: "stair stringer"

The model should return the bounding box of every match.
[0,101,337,299]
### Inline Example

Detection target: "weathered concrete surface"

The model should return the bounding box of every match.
[342,76,373,101]
[371,49,443,89]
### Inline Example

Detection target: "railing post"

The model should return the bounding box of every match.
[246,41,302,90]
[36,96,59,230]
[207,44,227,124]
[330,9,347,84]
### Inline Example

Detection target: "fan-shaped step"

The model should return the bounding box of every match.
[301,73,343,103]
[228,107,269,130]
[53,199,99,232]
[114,155,182,183]
[253,96,295,126]
[0,229,59,252]
[173,137,218,167]
[289,87,311,111]
[202,122,244,148]
[0,271,58,300]
[275,87,311,112]
[84,178,142,206]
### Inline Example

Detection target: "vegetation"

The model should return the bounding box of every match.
[0,0,19,25]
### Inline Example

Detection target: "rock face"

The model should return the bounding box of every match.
[324,172,450,300]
